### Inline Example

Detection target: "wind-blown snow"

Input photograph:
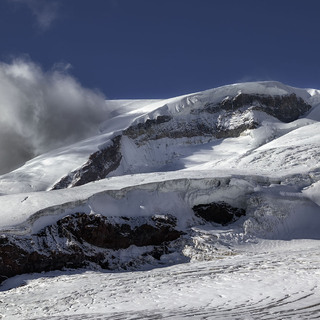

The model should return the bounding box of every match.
[1,80,320,194]
[0,58,109,174]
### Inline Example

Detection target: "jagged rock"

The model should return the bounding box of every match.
[124,93,310,144]
[124,113,257,145]
[0,234,95,284]
[193,202,246,225]
[53,135,122,189]
[215,121,258,139]
[0,213,183,285]
[124,115,172,139]
[202,93,311,123]
[52,92,311,189]
[56,213,181,249]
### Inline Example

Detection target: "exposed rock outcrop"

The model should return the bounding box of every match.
[124,93,311,143]
[202,93,311,123]
[53,135,122,189]
[0,213,183,285]
[124,115,173,140]
[52,92,311,189]
[193,201,246,225]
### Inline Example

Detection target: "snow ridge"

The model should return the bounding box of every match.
[1,81,320,320]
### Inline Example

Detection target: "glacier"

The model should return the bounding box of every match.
[1,81,320,319]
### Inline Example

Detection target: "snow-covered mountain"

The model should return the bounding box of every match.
[1,81,320,319]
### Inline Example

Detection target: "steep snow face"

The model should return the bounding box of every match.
[1,169,320,292]
[0,81,318,194]
[0,175,250,233]
[51,84,314,189]
[124,81,316,123]
[0,171,319,240]
[0,80,319,236]
[1,81,320,319]
[244,127,320,173]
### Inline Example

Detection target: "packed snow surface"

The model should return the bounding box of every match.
[1,81,320,319]
[1,240,320,319]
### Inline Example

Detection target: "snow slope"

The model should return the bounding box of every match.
[1,240,320,320]
[0,81,319,232]
[1,81,320,319]
[0,80,319,194]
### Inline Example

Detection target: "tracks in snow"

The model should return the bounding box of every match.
[1,240,320,319]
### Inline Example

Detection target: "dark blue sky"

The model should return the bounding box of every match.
[1,0,320,99]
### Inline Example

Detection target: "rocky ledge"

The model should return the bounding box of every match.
[193,201,246,225]
[0,213,183,285]
[52,135,122,190]
[201,92,311,123]
[0,200,248,285]
[52,93,311,189]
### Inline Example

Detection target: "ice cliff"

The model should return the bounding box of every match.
[1,81,320,284]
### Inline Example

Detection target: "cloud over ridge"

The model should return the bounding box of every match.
[0,58,109,174]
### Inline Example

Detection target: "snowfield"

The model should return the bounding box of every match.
[0,81,320,319]
[1,240,320,319]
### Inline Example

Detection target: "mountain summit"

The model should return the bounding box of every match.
[0,81,320,288]
[1,81,319,194]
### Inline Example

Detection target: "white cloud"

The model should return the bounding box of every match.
[9,0,59,31]
[0,58,109,174]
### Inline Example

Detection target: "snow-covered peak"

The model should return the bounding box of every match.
[1,81,320,302]
[126,81,317,125]
[0,80,319,196]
